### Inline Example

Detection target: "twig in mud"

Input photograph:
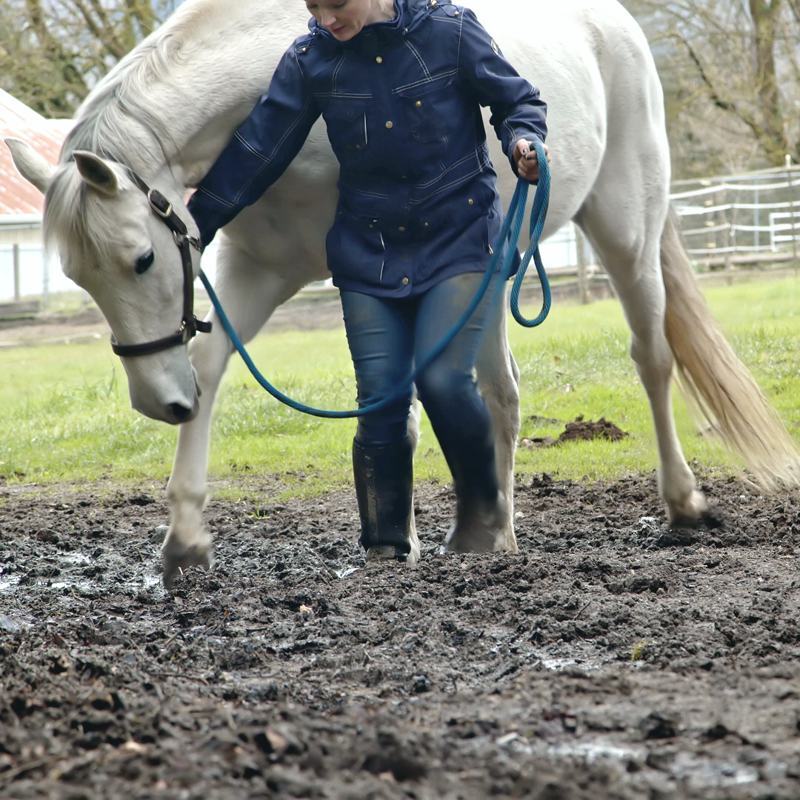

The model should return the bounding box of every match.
[161,631,182,649]
[573,601,592,620]
[0,757,54,785]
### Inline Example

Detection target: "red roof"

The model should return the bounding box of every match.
[0,90,70,215]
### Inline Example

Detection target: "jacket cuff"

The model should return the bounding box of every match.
[507,131,545,177]
[188,190,231,250]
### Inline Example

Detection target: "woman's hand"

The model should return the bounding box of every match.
[513,139,549,183]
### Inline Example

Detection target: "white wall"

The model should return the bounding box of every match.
[0,245,76,301]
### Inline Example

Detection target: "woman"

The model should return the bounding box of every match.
[188,0,548,563]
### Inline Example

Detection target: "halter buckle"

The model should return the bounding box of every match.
[147,188,173,219]
[179,320,192,344]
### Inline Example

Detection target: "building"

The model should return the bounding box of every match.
[0,89,72,303]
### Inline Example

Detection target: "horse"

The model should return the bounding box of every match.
[7,0,800,587]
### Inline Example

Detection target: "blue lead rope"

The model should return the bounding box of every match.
[198,139,551,419]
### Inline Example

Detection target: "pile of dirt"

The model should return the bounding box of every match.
[1,472,799,799]
[522,416,629,448]
[557,416,628,443]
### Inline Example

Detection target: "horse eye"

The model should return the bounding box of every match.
[135,251,155,275]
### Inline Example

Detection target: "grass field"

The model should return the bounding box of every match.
[1,276,799,497]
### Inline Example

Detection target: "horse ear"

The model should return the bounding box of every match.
[4,138,55,194]
[73,150,120,197]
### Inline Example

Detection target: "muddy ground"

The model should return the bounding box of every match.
[1,472,799,800]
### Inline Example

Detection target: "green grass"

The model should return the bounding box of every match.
[1,276,799,496]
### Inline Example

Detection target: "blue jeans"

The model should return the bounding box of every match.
[340,271,503,509]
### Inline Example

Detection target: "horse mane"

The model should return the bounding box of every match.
[44,0,223,265]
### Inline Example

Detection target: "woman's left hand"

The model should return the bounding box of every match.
[513,139,549,183]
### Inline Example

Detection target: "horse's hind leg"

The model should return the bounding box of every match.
[477,297,520,547]
[577,157,708,524]
[445,295,519,553]
[161,242,305,587]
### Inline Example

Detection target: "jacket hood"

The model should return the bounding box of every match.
[308,0,433,41]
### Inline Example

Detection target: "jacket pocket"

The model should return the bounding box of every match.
[325,215,386,287]
[320,97,370,165]
[394,74,455,146]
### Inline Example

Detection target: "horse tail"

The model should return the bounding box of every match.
[660,209,800,489]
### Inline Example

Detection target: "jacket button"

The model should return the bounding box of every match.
[385,120,394,129]
[415,100,423,108]
[375,55,384,64]
[401,277,410,286]
[423,221,430,228]
[467,198,475,206]
[398,226,406,232]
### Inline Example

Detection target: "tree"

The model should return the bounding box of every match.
[624,0,800,176]
[0,0,175,117]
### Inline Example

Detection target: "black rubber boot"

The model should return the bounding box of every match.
[353,436,420,564]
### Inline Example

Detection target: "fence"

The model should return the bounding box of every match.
[4,164,800,307]
[0,244,81,308]
[671,163,800,270]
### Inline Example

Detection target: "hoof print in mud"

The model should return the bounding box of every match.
[638,711,679,741]
[362,748,428,783]
[670,509,726,532]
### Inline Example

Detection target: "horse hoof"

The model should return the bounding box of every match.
[161,540,214,589]
[366,542,420,566]
[667,489,710,526]
[444,522,518,554]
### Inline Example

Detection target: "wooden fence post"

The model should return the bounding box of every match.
[786,155,798,274]
[575,225,590,305]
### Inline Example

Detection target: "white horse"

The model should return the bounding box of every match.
[7,0,799,586]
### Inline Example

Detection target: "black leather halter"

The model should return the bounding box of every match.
[110,171,212,358]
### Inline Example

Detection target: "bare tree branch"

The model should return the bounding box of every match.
[0,0,171,116]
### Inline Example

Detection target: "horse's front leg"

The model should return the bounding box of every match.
[161,326,228,588]
[161,241,306,587]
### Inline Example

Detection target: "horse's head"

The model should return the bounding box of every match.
[6,138,203,424]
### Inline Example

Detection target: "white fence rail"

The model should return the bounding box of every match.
[671,165,800,268]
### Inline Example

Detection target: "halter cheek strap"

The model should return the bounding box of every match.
[110,171,212,358]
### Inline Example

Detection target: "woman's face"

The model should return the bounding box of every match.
[305,0,388,41]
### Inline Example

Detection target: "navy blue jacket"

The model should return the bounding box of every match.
[188,0,547,297]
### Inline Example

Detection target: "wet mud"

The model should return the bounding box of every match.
[1,472,799,799]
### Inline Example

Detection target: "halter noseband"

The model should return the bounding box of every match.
[109,171,212,358]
